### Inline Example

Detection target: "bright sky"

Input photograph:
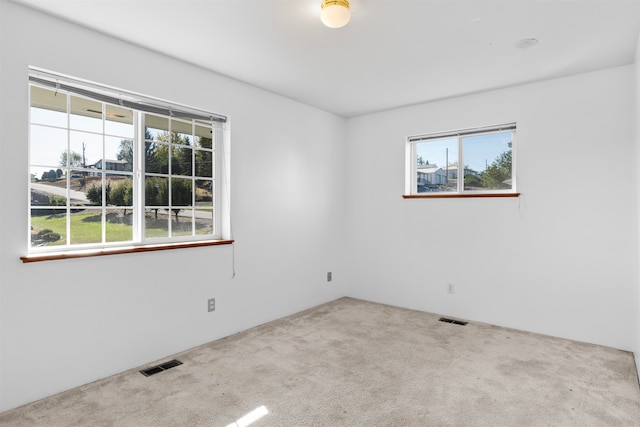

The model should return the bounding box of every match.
[416,131,513,173]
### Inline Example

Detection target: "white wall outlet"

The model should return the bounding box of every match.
[447,283,455,294]
[208,298,215,312]
[327,272,332,282]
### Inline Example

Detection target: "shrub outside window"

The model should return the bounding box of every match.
[406,124,516,196]
[28,70,227,254]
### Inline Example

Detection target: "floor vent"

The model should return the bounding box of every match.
[439,317,468,326]
[140,359,183,377]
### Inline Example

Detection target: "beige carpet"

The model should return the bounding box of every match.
[1,297,639,426]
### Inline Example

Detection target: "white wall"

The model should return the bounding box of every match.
[0,1,347,412]
[346,65,637,352]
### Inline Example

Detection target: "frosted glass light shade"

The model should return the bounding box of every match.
[321,0,351,29]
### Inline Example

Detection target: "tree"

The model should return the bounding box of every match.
[59,151,83,168]
[143,176,192,222]
[108,179,133,214]
[171,178,192,222]
[41,169,58,181]
[87,184,101,205]
[481,143,512,189]
[145,132,169,174]
[86,181,112,205]
[117,139,133,165]
[195,137,213,177]
[145,176,167,220]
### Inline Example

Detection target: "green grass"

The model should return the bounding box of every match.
[30,211,189,246]
[31,212,134,245]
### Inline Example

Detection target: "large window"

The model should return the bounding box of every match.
[406,124,516,196]
[28,70,229,255]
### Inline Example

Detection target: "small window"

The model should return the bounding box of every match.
[406,124,516,196]
[28,69,229,255]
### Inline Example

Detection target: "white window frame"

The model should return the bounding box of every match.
[405,123,517,196]
[26,68,231,257]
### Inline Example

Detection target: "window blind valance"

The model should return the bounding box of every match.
[408,123,516,143]
[28,71,227,123]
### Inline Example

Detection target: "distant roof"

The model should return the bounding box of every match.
[417,166,444,174]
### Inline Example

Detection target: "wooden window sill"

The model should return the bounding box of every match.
[403,193,520,199]
[21,239,234,263]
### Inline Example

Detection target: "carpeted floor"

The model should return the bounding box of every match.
[1,297,639,426]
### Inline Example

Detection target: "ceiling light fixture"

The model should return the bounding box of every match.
[321,0,351,29]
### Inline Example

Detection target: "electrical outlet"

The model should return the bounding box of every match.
[447,283,455,294]
[208,298,215,312]
[327,272,332,282]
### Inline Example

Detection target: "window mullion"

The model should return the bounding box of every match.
[101,102,107,244]
[167,119,172,238]
[191,122,196,236]
[136,112,144,243]
[65,94,71,247]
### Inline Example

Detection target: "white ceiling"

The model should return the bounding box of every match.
[11,0,640,117]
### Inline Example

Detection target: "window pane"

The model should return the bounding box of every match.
[195,149,213,178]
[145,141,169,174]
[106,175,133,207]
[67,169,93,206]
[145,115,169,141]
[105,137,133,172]
[31,178,67,207]
[67,170,94,206]
[195,124,213,148]
[415,138,457,193]
[83,173,105,207]
[70,131,102,169]
[70,96,103,133]
[172,145,193,176]
[195,179,213,206]
[30,86,68,127]
[145,208,169,239]
[105,105,134,137]
[70,208,102,245]
[172,208,193,237]
[462,132,513,191]
[145,175,168,206]
[31,208,66,247]
[30,125,67,167]
[106,208,133,243]
[171,119,192,144]
[30,167,67,191]
[31,168,67,204]
[171,177,193,207]
[195,208,214,236]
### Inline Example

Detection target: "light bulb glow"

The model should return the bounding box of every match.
[321,0,351,29]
